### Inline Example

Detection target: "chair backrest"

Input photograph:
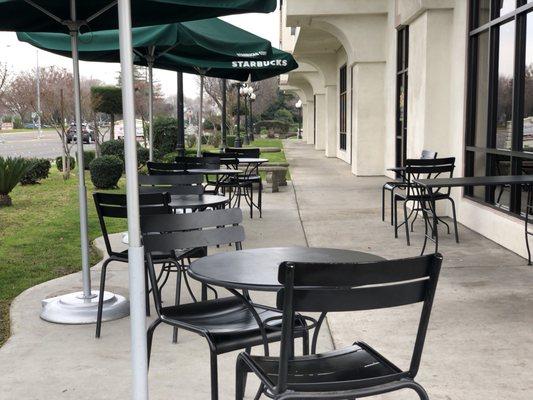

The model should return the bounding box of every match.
[141,208,245,313]
[275,253,442,390]
[93,192,171,256]
[421,149,437,159]
[174,156,206,170]
[404,157,455,197]
[138,173,204,195]
[147,161,185,175]
[224,147,261,158]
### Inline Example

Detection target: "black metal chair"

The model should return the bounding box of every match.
[394,157,459,246]
[141,208,309,400]
[139,173,204,195]
[93,192,174,338]
[224,148,263,218]
[236,253,443,400]
[147,161,185,175]
[382,150,437,225]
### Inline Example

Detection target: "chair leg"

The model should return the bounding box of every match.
[250,184,254,219]
[235,353,250,400]
[411,381,430,400]
[145,266,151,317]
[95,258,112,338]
[147,318,162,370]
[403,201,411,246]
[449,197,460,243]
[172,268,182,344]
[381,186,386,222]
[394,198,399,238]
[210,351,219,400]
[258,181,263,218]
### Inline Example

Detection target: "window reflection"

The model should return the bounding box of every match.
[475,31,490,148]
[496,21,515,151]
[478,0,490,27]
[497,0,516,17]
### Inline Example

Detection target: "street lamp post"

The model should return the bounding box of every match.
[249,92,256,142]
[241,86,249,145]
[295,99,302,139]
[233,82,243,148]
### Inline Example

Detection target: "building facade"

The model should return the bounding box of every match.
[280,0,533,259]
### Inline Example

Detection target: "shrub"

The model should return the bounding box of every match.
[203,119,215,130]
[12,116,23,129]
[81,150,96,170]
[208,133,221,148]
[0,157,30,206]
[89,155,123,189]
[101,139,150,168]
[225,135,236,147]
[185,134,196,149]
[56,156,76,171]
[260,128,268,136]
[20,158,51,185]
[274,108,294,124]
[100,139,124,160]
[254,120,290,135]
[153,116,179,155]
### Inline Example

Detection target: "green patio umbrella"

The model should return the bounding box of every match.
[18,18,276,159]
[156,47,298,152]
[1,1,276,398]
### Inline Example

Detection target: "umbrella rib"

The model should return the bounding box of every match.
[86,1,118,24]
[23,0,62,24]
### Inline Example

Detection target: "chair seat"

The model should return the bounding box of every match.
[395,192,450,202]
[160,297,303,354]
[238,175,261,182]
[383,181,406,190]
[246,343,402,392]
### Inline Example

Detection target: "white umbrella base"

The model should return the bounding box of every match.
[40,291,129,324]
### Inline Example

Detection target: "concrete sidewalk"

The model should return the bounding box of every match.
[0,140,532,399]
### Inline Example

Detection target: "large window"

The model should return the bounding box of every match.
[466,0,533,216]
[396,26,409,169]
[339,64,347,151]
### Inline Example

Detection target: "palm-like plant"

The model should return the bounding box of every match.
[0,157,30,207]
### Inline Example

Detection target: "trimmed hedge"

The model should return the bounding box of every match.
[56,156,76,171]
[82,150,96,170]
[254,120,290,135]
[153,116,179,155]
[101,139,150,168]
[20,158,51,185]
[89,155,123,189]
[225,135,236,147]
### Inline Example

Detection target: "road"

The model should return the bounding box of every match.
[0,130,104,159]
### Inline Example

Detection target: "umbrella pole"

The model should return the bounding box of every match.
[40,0,129,327]
[176,72,185,157]
[197,75,204,157]
[221,79,227,149]
[148,62,154,161]
[118,0,149,399]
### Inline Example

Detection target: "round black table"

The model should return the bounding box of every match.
[188,246,385,291]
[169,194,229,210]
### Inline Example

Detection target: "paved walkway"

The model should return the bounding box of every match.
[0,140,531,399]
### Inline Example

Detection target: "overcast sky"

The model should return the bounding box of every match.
[0,9,280,99]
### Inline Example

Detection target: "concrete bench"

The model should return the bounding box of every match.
[259,166,288,193]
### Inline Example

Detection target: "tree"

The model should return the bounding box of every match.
[1,70,35,122]
[91,86,122,140]
[38,67,75,179]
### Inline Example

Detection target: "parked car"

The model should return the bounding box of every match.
[114,119,145,141]
[66,123,94,144]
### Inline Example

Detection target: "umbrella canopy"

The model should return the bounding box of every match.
[0,0,276,32]
[157,47,298,81]
[17,18,274,63]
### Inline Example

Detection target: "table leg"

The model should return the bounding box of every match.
[525,184,532,266]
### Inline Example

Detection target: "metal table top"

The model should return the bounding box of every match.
[189,246,384,291]
[169,194,229,209]
[414,175,533,189]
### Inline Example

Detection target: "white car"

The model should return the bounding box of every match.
[114,119,145,141]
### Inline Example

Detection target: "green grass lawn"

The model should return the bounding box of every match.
[0,138,289,346]
[0,169,126,346]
